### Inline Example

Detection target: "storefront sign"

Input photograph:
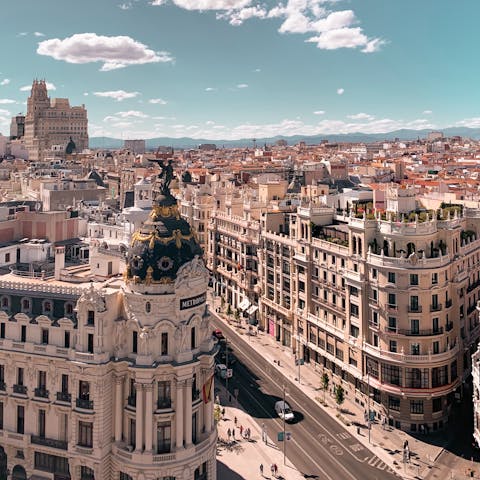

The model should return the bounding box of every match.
[180,292,206,310]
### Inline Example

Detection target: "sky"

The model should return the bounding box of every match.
[1,0,480,140]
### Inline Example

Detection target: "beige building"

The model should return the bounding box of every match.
[0,175,216,479]
[24,80,88,161]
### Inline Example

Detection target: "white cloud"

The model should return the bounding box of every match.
[83,92,89,96]
[34,32,45,37]
[93,90,140,101]
[205,87,217,92]
[205,120,215,125]
[218,6,267,26]
[0,99,16,104]
[170,0,252,10]
[20,82,56,91]
[37,33,173,71]
[423,110,432,115]
[348,113,374,120]
[0,79,10,86]
[254,68,261,72]
[149,98,167,104]
[313,110,325,115]
[237,83,248,88]
[150,0,166,5]
[337,88,344,95]
[118,3,132,9]
[17,32,28,37]
[116,110,149,118]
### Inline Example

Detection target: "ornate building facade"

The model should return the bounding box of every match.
[24,80,88,161]
[0,167,216,479]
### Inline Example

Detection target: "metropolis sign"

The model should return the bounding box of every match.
[180,292,207,310]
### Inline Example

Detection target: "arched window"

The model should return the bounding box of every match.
[43,300,52,313]
[145,302,151,314]
[0,296,9,310]
[21,298,31,312]
[120,473,133,480]
[407,242,415,256]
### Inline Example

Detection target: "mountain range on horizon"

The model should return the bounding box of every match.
[88,127,480,150]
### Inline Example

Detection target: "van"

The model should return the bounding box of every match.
[275,400,294,422]
[215,363,228,379]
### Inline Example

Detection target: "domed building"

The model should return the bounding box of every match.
[0,163,217,479]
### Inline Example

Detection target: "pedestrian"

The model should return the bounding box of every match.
[221,407,225,417]
[227,428,231,441]
[234,416,238,426]
[259,463,263,476]
[274,463,278,476]
[232,428,235,440]
[240,425,243,437]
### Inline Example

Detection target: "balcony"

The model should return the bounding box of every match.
[408,305,422,313]
[430,303,442,312]
[56,391,71,403]
[76,398,94,410]
[34,387,49,399]
[13,384,27,395]
[396,327,444,336]
[31,435,68,450]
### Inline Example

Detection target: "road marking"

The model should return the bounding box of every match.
[330,445,343,456]
[349,443,364,453]
[336,432,351,440]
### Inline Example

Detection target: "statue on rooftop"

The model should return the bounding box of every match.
[149,158,175,196]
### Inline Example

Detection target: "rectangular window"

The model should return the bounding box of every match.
[388,293,396,307]
[21,325,26,342]
[432,273,438,285]
[388,396,400,411]
[372,311,379,326]
[78,421,93,447]
[410,296,419,311]
[388,272,396,283]
[64,331,70,348]
[389,340,397,353]
[87,334,94,353]
[433,341,439,354]
[17,405,24,434]
[0,323,4,339]
[411,343,420,355]
[38,371,47,389]
[38,409,46,438]
[382,364,402,386]
[350,325,359,338]
[132,332,138,354]
[410,400,424,414]
[388,317,397,332]
[0,402,3,429]
[17,367,24,386]
[411,319,419,334]
[41,328,49,345]
[432,397,442,412]
[372,268,377,279]
[405,368,429,388]
[191,327,196,349]
[350,303,359,318]
[161,332,168,356]
[79,380,90,399]
[410,274,419,286]
[87,310,95,325]
[157,422,171,453]
[431,294,438,309]
[157,381,171,409]
[5,253,10,263]
[432,317,439,333]
[129,419,136,448]
[61,374,69,393]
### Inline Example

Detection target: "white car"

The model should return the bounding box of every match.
[215,363,228,379]
[275,400,294,422]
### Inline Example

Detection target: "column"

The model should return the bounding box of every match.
[135,383,143,451]
[204,387,213,434]
[175,380,184,449]
[114,376,123,442]
[184,379,193,446]
[144,383,153,451]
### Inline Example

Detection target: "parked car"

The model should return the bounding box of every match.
[275,400,294,422]
[215,363,228,379]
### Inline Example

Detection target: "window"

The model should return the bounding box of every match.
[432,366,448,388]
[80,466,95,480]
[157,381,171,409]
[433,341,439,354]
[388,293,396,307]
[192,411,198,444]
[120,474,133,480]
[5,253,10,263]
[61,374,69,393]
[388,317,397,332]
[64,331,70,348]
[0,402,3,429]
[21,325,26,342]
[350,304,359,318]
[410,296,419,311]
[373,334,379,347]
[389,340,397,353]
[21,298,30,312]
[157,422,171,453]
[432,397,442,412]
[129,419,136,448]
[382,364,402,386]
[145,302,151,313]
[372,289,378,302]
[191,327,196,349]
[372,311,379,326]
[388,272,396,284]
[372,268,377,279]
[41,328,49,345]
[78,421,93,447]
[410,400,424,414]
[17,367,24,385]
[38,409,46,437]
[388,396,400,411]
[432,273,438,285]
[79,381,90,399]
[38,371,47,389]
[161,332,168,356]
[411,319,419,334]
[431,294,439,309]
[17,405,24,434]
[132,332,138,354]
[192,373,199,400]
[87,334,94,353]
[410,274,418,286]
[0,297,9,311]
[43,301,52,314]
[195,462,208,480]
[0,323,4,339]
[87,310,95,326]
[411,343,420,355]
[34,452,69,474]
[350,325,359,338]
[406,368,429,388]
[432,317,439,333]
[65,303,74,316]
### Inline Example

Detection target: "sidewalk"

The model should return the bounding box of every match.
[210,298,478,480]
[215,382,305,480]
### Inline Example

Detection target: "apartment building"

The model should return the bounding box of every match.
[0,176,216,479]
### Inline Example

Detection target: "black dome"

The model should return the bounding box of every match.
[125,163,202,285]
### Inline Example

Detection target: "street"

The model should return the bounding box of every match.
[212,315,399,480]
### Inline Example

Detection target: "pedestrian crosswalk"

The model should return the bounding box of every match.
[367,456,396,474]
[336,432,351,440]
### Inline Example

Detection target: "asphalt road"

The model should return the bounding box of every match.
[212,315,399,480]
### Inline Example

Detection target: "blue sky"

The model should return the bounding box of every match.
[0,0,479,140]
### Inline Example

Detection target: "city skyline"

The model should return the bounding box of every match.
[1,0,480,140]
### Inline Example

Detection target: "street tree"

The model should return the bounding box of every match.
[321,373,329,402]
[335,385,345,409]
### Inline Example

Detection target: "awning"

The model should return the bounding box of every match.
[238,298,251,311]
[246,305,258,315]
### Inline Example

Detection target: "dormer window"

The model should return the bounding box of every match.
[0,296,9,311]
[145,302,151,314]
[65,303,74,317]
[21,298,31,313]
[43,300,52,314]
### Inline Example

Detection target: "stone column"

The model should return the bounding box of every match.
[135,383,143,451]
[144,383,153,451]
[175,380,184,449]
[115,376,123,442]
[204,379,213,433]
[184,379,193,447]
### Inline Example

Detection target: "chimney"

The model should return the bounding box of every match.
[54,246,65,280]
